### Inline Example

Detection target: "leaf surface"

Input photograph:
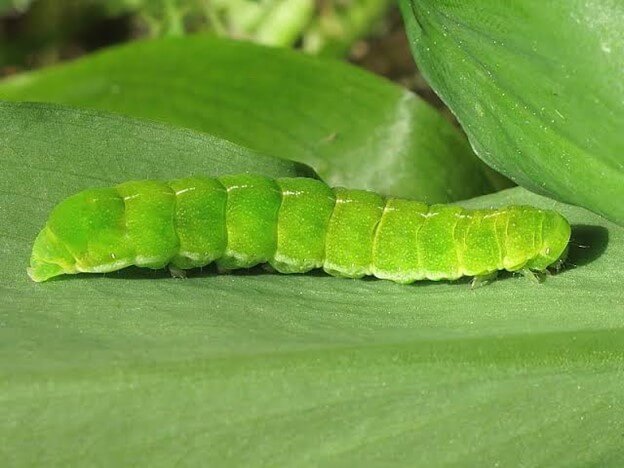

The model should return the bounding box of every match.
[399,0,624,224]
[2,101,623,466]
[0,35,508,203]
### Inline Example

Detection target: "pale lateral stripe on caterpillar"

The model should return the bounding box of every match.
[28,174,571,283]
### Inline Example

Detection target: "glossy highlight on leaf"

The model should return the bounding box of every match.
[399,0,624,225]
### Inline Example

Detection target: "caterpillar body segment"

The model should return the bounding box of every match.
[28,175,572,283]
[272,177,335,274]
[168,176,227,269]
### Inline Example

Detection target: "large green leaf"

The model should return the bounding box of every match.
[399,0,624,224]
[0,35,508,203]
[3,102,624,466]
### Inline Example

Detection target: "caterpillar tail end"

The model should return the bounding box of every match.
[27,228,77,283]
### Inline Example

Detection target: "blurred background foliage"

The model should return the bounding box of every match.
[0,0,393,64]
[0,0,448,114]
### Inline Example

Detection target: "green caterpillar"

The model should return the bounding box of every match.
[28,174,571,284]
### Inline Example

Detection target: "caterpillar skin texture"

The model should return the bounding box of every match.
[28,175,571,283]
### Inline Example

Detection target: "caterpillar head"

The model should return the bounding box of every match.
[27,226,78,282]
[27,190,93,282]
[526,210,571,271]
[27,188,127,282]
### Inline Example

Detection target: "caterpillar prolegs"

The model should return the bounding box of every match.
[28,174,571,284]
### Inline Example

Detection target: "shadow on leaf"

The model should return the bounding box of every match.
[567,224,609,269]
